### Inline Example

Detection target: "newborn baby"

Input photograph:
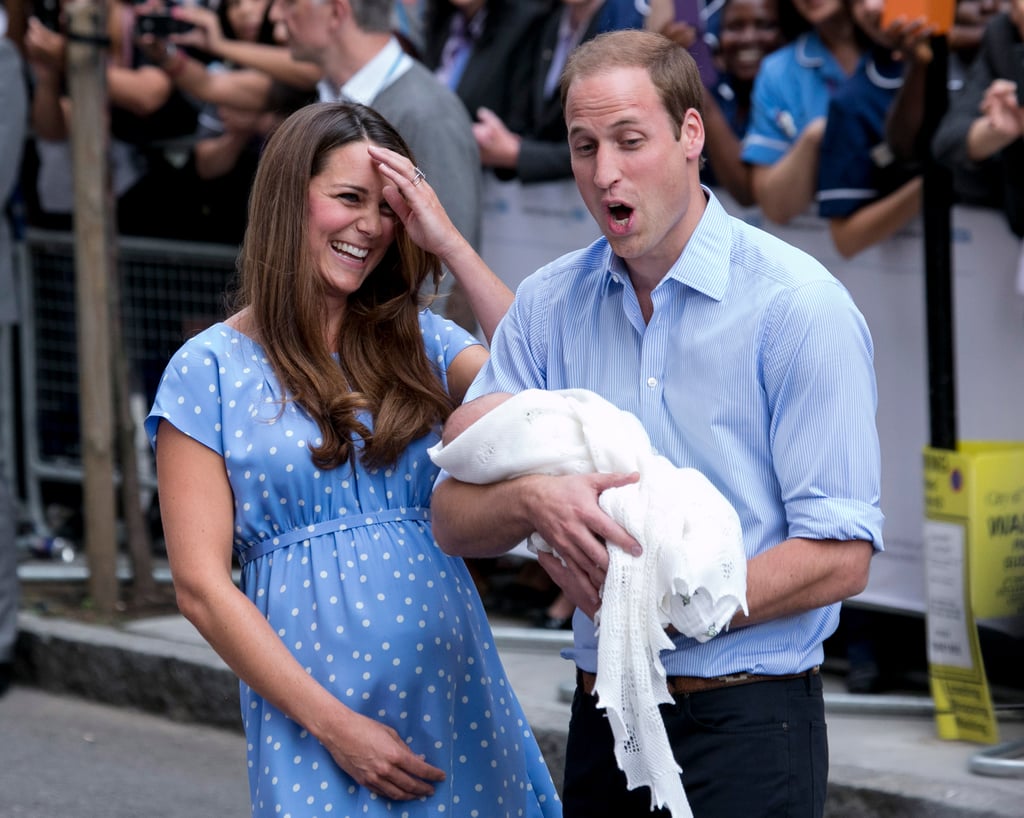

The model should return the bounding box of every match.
[430,388,748,818]
[440,392,517,446]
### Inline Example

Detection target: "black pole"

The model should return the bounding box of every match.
[921,36,957,451]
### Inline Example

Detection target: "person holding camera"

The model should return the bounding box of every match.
[139,0,322,102]
[133,0,317,244]
[23,0,201,236]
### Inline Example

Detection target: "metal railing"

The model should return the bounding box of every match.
[15,229,239,541]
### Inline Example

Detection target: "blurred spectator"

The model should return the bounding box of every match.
[472,0,618,183]
[815,0,933,258]
[421,0,553,123]
[932,0,1024,238]
[22,0,200,236]
[270,0,483,333]
[394,0,427,54]
[693,0,784,205]
[741,0,865,224]
[0,6,28,699]
[135,0,317,243]
[159,0,322,93]
[947,0,1010,80]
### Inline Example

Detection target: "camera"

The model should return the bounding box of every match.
[34,0,62,32]
[134,14,196,38]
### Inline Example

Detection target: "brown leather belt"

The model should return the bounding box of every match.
[577,665,820,697]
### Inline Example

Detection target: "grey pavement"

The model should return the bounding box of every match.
[11,561,1024,818]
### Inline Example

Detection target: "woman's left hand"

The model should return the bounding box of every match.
[368,144,469,264]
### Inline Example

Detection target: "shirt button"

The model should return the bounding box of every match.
[647,376,658,388]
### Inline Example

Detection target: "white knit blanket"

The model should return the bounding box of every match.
[428,388,748,817]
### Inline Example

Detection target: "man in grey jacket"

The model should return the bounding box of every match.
[270,0,482,332]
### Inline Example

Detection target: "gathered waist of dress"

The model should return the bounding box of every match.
[236,507,432,566]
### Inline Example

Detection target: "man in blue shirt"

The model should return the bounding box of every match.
[433,28,884,818]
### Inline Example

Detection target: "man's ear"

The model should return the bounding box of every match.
[681,108,705,161]
[332,0,351,25]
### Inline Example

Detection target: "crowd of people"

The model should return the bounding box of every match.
[2,0,1021,273]
[1,0,1023,811]
[0,0,1016,284]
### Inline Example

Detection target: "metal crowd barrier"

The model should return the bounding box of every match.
[15,229,239,542]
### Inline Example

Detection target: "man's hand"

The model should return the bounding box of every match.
[472,107,522,169]
[24,17,67,74]
[526,471,640,615]
[981,78,1024,140]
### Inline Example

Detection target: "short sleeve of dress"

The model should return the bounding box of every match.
[144,325,236,456]
[418,308,482,390]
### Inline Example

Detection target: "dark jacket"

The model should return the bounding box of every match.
[932,13,1024,237]
[421,0,555,123]
[501,3,608,183]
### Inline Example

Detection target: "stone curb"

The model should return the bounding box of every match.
[14,612,1024,818]
[15,613,242,731]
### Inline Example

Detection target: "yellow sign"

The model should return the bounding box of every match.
[922,442,1024,744]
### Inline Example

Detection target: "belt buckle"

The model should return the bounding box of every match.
[717,672,753,685]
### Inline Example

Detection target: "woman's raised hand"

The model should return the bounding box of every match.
[367,144,469,263]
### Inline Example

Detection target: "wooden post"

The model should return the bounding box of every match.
[66,0,119,615]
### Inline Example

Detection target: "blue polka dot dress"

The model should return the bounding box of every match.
[145,315,562,818]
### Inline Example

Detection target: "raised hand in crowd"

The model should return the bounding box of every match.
[471,105,521,170]
[970,77,1024,158]
[166,0,321,89]
[932,0,1024,237]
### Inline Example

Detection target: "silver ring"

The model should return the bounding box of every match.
[412,167,426,186]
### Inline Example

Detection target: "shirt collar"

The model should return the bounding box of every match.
[340,37,413,105]
[794,32,830,67]
[794,31,852,90]
[600,188,732,302]
[865,51,904,89]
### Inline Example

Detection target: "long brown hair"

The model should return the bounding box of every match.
[233,102,454,471]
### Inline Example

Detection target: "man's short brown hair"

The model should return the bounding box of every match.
[560,29,704,140]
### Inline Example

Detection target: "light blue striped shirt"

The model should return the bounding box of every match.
[467,190,884,677]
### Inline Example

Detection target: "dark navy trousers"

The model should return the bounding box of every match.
[562,671,828,817]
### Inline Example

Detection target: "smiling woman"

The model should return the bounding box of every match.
[305,141,400,322]
[144,102,559,818]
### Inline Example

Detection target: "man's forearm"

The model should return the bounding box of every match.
[731,537,874,629]
[431,477,539,557]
